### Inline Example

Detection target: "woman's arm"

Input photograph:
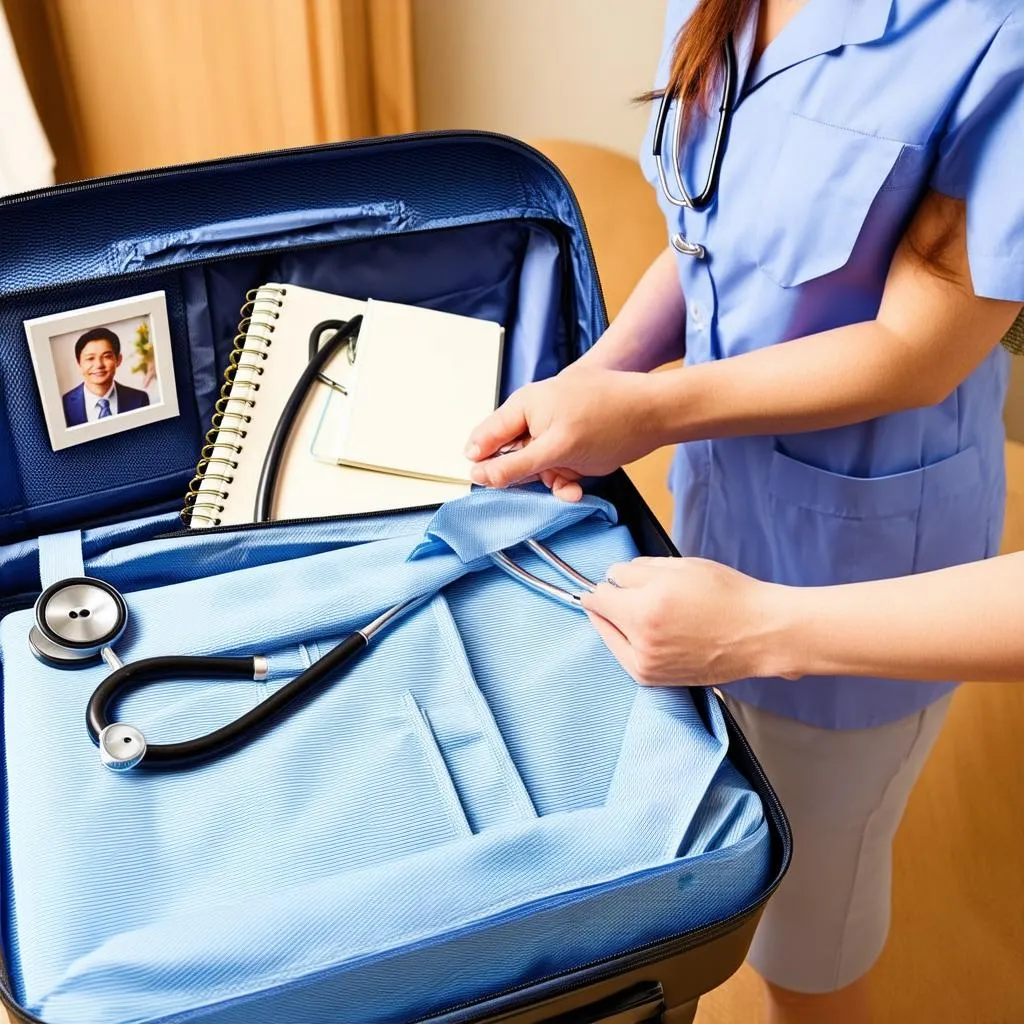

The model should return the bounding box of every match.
[646,192,1021,444]
[575,246,687,373]
[466,191,1022,489]
[580,551,1024,687]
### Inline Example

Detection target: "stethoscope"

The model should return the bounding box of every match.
[32,308,603,773]
[651,34,737,259]
[30,537,597,773]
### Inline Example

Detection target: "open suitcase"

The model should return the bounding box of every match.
[0,131,791,1024]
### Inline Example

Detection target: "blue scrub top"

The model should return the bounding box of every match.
[638,0,1024,729]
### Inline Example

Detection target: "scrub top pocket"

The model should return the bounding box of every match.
[751,114,908,288]
[765,445,985,588]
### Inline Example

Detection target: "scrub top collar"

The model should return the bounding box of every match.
[741,0,895,97]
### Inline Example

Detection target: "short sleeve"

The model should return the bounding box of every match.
[930,12,1024,302]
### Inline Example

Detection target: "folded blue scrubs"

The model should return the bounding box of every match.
[0,489,771,1024]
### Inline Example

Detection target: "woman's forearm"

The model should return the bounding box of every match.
[648,319,952,444]
[642,201,1022,445]
[577,246,687,373]
[763,552,1024,684]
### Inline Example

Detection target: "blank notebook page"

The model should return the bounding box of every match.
[338,299,505,484]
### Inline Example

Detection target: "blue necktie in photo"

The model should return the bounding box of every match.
[96,398,111,418]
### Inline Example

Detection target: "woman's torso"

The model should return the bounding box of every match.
[638,0,1018,727]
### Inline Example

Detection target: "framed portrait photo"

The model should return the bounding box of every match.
[24,291,180,452]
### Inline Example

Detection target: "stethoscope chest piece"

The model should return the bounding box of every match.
[98,723,147,772]
[29,577,127,668]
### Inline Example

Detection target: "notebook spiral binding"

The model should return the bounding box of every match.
[180,285,287,526]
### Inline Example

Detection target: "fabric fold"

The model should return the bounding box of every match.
[408,486,617,562]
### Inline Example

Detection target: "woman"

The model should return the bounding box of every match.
[465,2,1024,1022]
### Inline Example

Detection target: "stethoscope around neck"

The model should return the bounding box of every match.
[652,34,738,259]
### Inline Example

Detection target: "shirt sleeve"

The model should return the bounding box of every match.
[930,11,1024,302]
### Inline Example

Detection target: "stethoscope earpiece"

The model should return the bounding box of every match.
[653,33,737,260]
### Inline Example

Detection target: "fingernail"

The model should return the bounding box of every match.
[464,443,480,459]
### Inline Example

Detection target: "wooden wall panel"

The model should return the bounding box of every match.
[2,0,83,180]
[3,0,416,183]
[368,0,417,136]
[44,0,327,178]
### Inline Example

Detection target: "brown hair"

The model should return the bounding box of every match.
[640,0,756,137]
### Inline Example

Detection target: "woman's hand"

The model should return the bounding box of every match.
[580,556,799,687]
[464,365,662,501]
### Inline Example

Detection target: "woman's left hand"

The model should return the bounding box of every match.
[580,556,797,687]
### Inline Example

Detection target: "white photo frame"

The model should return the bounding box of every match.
[24,291,180,452]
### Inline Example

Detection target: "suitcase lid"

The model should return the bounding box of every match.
[0,131,606,328]
[0,132,609,547]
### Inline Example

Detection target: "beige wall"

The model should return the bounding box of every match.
[411,0,665,159]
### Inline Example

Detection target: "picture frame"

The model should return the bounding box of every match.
[24,291,179,452]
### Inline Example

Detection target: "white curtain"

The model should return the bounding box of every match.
[0,3,55,196]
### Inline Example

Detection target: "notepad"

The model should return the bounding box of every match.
[321,298,505,485]
[185,284,473,528]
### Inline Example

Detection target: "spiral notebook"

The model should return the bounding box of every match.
[186,288,505,528]
[184,284,490,528]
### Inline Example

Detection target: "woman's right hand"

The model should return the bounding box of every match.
[464,364,662,501]
[581,557,797,687]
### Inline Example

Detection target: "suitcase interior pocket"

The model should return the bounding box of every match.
[0,218,568,547]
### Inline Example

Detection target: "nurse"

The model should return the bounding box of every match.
[465,2,1024,1023]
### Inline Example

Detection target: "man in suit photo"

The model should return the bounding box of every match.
[61,326,150,428]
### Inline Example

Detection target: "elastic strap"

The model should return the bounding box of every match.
[37,530,85,589]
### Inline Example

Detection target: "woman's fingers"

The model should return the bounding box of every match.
[583,609,639,679]
[464,393,528,462]
[600,558,662,589]
[469,434,559,488]
[581,576,644,630]
[551,474,583,502]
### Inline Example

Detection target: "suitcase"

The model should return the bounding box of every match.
[0,131,791,1024]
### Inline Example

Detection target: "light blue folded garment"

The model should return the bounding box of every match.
[0,488,771,1024]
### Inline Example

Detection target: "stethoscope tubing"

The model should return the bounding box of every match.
[84,592,435,771]
[60,539,590,773]
[253,315,362,522]
[652,34,737,256]
[40,303,601,773]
